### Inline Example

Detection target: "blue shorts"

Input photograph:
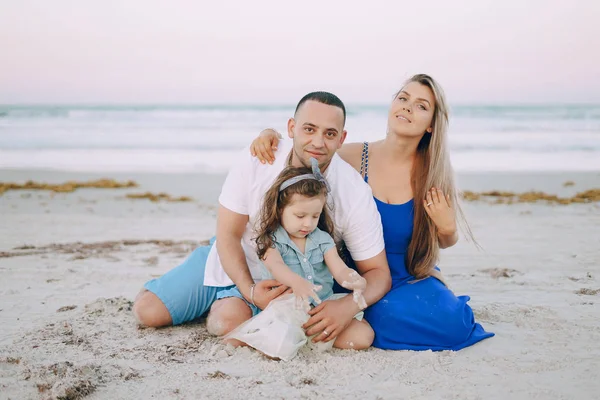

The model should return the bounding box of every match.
[216,287,260,317]
[143,238,258,325]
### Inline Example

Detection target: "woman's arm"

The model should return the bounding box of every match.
[334,142,366,172]
[250,129,282,164]
[438,229,459,249]
[249,127,366,171]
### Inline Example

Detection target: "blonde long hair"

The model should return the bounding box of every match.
[403,74,475,279]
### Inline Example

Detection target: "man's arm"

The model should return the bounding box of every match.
[303,250,391,342]
[215,205,254,299]
[216,205,290,309]
[353,249,391,307]
[323,250,390,315]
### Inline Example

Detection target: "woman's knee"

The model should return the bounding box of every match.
[206,298,252,337]
[133,290,173,328]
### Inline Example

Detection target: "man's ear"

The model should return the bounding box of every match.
[339,130,348,148]
[287,118,295,139]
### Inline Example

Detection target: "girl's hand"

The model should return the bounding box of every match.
[290,277,322,310]
[424,187,457,235]
[340,270,368,310]
[250,129,282,164]
[340,270,366,291]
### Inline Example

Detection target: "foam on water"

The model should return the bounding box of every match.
[1,104,599,173]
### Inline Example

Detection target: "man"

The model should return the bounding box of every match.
[134,91,391,344]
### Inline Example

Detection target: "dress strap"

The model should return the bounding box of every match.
[359,142,370,183]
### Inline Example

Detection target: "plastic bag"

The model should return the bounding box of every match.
[223,294,310,361]
[224,293,365,360]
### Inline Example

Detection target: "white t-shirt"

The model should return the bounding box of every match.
[203,139,385,287]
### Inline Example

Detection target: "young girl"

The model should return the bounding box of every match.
[230,157,372,352]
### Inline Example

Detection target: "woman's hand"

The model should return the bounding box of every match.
[424,187,457,236]
[250,129,282,164]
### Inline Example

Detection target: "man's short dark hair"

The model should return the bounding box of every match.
[294,91,346,125]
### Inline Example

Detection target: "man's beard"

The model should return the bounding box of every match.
[292,146,331,171]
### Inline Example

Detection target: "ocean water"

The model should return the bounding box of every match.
[0,104,599,174]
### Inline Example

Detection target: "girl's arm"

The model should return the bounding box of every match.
[323,247,367,310]
[263,247,322,305]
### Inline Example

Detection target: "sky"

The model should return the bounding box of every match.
[0,0,598,104]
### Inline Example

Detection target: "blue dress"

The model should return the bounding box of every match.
[360,143,494,351]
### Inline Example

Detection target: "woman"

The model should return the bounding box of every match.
[249,74,493,351]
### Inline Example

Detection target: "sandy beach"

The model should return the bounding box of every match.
[1,168,599,400]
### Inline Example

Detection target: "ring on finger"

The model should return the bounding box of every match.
[323,330,329,336]
[426,202,433,207]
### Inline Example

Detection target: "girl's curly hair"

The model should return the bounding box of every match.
[255,166,333,260]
